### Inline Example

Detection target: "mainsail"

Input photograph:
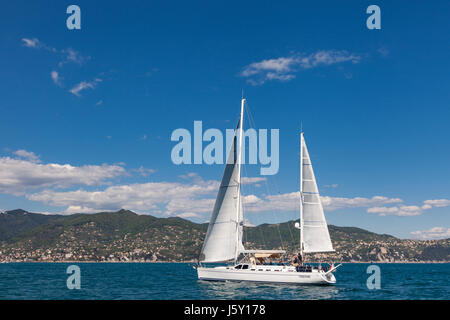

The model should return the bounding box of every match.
[300,133,334,253]
[200,100,245,263]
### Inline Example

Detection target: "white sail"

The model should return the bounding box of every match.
[301,133,334,253]
[200,103,245,263]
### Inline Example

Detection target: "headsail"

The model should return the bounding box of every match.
[300,133,334,253]
[200,101,245,263]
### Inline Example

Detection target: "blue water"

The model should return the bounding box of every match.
[0,263,448,299]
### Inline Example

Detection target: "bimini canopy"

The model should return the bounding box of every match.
[242,250,285,258]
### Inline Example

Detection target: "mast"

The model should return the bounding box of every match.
[299,131,304,259]
[235,97,245,263]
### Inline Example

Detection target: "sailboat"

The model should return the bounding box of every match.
[197,98,341,285]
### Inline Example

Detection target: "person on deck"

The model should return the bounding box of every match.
[298,253,303,266]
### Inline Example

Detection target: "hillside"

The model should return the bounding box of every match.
[0,209,448,262]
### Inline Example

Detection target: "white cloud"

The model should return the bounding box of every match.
[177,212,202,218]
[22,38,87,66]
[4,152,445,221]
[132,166,156,177]
[411,227,450,240]
[368,205,424,216]
[21,37,89,73]
[13,149,40,163]
[242,193,402,213]
[59,48,88,67]
[424,199,450,208]
[51,71,62,86]
[65,48,83,64]
[243,218,255,227]
[179,172,199,179]
[301,50,360,68]
[27,180,219,216]
[63,206,99,214]
[241,50,361,85]
[367,199,450,216]
[241,177,267,185]
[21,38,40,48]
[0,156,126,195]
[69,78,102,96]
[21,37,57,53]
[24,176,412,218]
[241,57,298,77]
[322,195,403,211]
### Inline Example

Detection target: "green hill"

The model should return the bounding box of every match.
[0,209,448,262]
[0,209,66,241]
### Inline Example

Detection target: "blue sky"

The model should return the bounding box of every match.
[0,1,449,239]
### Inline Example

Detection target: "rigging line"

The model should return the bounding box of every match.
[241,140,250,248]
[245,101,272,251]
[244,101,267,250]
[241,104,261,250]
[240,104,251,248]
[245,101,286,252]
[286,213,295,250]
[242,150,253,249]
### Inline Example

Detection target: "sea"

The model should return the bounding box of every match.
[0,263,448,300]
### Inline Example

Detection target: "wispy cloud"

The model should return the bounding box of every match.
[21,37,94,96]
[132,166,156,177]
[22,37,88,65]
[377,47,389,57]
[59,48,88,67]
[411,227,450,240]
[69,78,102,96]
[50,71,62,86]
[21,38,41,48]
[241,50,361,85]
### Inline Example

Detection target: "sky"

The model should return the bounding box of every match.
[0,1,449,239]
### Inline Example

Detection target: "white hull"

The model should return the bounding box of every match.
[197,266,336,285]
